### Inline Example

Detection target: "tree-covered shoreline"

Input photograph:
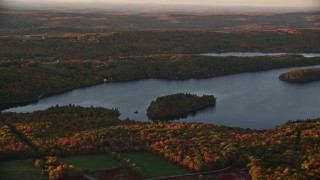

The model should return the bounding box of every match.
[1,55,320,111]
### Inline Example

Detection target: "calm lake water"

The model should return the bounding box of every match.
[5,65,320,130]
[202,52,320,58]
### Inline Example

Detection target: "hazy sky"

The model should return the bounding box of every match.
[3,0,320,7]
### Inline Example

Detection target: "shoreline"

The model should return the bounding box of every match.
[2,63,320,112]
[148,103,216,121]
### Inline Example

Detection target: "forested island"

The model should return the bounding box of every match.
[147,93,216,120]
[279,68,320,83]
[0,105,319,179]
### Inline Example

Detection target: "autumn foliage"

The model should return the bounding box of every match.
[33,156,82,180]
[1,106,319,179]
[0,122,34,160]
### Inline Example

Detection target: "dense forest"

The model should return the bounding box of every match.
[0,106,319,179]
[1,10,318,35]
[279,68,320,83]
[147,93,215,120]
[1,55,320,110]
[1,30,320,60]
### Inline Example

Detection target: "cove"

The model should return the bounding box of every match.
[5,65,320,130]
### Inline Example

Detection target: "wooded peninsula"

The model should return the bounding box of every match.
[279,68,320,83]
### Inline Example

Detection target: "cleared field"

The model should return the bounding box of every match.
[121,152,189,178]
[0,159,41,180]
[60,154,121,171]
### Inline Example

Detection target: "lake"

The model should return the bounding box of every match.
[202,52,320,58]
[5,64,320,130]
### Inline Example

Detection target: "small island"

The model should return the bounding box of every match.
[147,93,216,120]
[279,68,320,83]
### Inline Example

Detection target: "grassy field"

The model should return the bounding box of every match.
[60,154,121,171]
[0,159,41,180]
[121,152,189,178]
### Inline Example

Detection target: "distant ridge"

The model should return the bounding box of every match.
[1,1,318,14]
